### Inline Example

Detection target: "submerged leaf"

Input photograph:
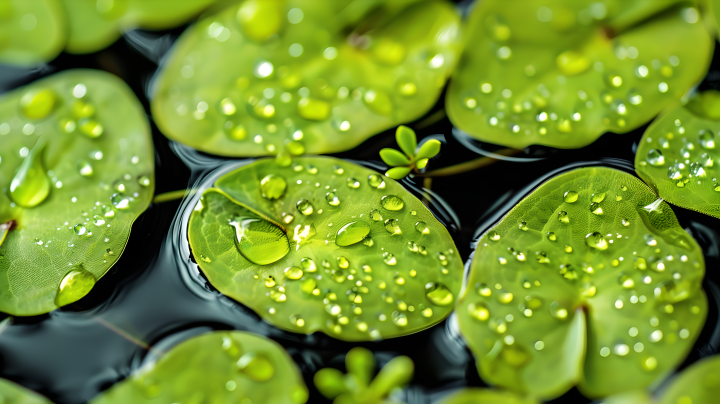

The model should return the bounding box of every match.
[0,0,66,65]
[635,98,720,219]
[0,378,53,404]
[89,331,308,404]
[188,157,462,341]
[61,0,217,54]
[151,0,462,157]
[438,388,537,404]
[0,70,154,315]
[456,167,706,399]
[447,1,713,149]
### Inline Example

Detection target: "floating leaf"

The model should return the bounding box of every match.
[657,355,720,404]
[456,167,706,399]
[447,1,713,149]
[0,0,66,65]
[635,96,720,219]
[61,0,217,54]
[0,377,53,404]
[188,157,462,341]
[0,70,154,315]
[89,331,308,404]
[151,0,462,157]
[438,388,537,404]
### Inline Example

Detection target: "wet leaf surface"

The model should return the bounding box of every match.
[438,388,537,404]
[0,377,53,404]
[447,0,712,149]
[61,0,216,54]
[89,331,308,404]
[657,354,720,404]
[0,0,66,65]
[635,98,720,219]
[0,69,154,315]
[456,167,706,399]
[188,157,463,341]
[151,0,462,157]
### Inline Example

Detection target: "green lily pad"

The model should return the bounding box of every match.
[446,1,713,149]
[634,96,720,219]
[89,330,308,404]
[456,167,707,399]
[0,378,53,404]
[0,0,66,65]
[151,0,462,157]
[0,69,154,316]
[658,355,720,404]
[188,157,463,341]
[61,0,217,54]
[438,388,537,404]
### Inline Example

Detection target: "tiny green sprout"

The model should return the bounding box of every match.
[314,347,414,404]
[380,126,441,180]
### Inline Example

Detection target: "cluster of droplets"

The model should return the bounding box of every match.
[466,182,702,371]
[642,118,719,191]
[207,162,459,338]
[168,1,458,160]
[460,5,696,141]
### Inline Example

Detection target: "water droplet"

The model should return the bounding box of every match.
[260,174,287,200]
[368,174,385,189]
[550,301,568,320]
[384,219,401,235]
[335,221,370,247]
[590,202,603,215]
[381,195,404,211]
[296,199,313,215]
[488,230,500,241]
[556,50,590,75]
[415,221,430,234]
[77,160,93,177]
[264,276,276,288]
[363,89,393,116]
[9,141,50,208]
[547,232,557,241]
[383,252,397,265]
[622,218,630,226]
[111,193,131,209]
[73,224,87,235]
[55,266,96,307]
[392,311,408,327]
[644,234,657,246]
[557,211,570,223]
[699,129,716,149]
[324,192,341,207]
[347,178,360,188]
[284,266,303,280]
[79,119,103,138]
[628,89,643,105]
[21,89,56,119]
[137,175,151,187]
[585,232,608,250]
[298,97,330,121]
[370,209,383,222]
[667,163,683,180]
[333,165,344,175]
[646,149,665,166]
[468,302,489,321]
[564,245,573,253]
[518,221,529,231]
[654,279,692,303]
[606,74,623,87]
[563,191,578,203]
[236,353,275,381]
[92,215,105,226]
[641,356,658,371]
[425,283,454,306]
[230,217,289,265]
[496,291,513,304]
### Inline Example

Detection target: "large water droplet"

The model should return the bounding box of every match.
[585,232,608,250]
[698,129,716,149]
[563,191,578,203]
[646,149,665,166]
[335,221,370,247]
[325,192,340,206]
[260,174,287,200]
[55,266,96,307]
[384,219,401,235]
[73,223,87,235]
[468,302,490,321]
[21,89,56,119]
[230,217,289,265]
[381,195,404,211]
[296,199,313,215]
[9,140,50,208]
[425,283,454,306]
[236,353,275,382]
[667,163,683,180]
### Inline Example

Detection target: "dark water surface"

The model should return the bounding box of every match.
[1,9,720,404]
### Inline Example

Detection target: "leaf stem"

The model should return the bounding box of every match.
[153,189,195,204]
[417,148,524,177]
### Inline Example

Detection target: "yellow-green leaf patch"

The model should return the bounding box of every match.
[447,0,713,149]
[151,0,462,157]
[456,167,706,399]
[0,0,66,65]
[635,95,720,219]
[0,69,154,315]
[0,377,53,404]
[89,331,308,404]
[188,157,463,341]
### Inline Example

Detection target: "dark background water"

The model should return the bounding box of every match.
[1,3,720,403]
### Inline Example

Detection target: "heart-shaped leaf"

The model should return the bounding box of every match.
[446,1,713,149]
[89,331,309,404]
[151,0,462,157]
[657,354,720,404]
[61,0,217,54]
[0,69,154,316]
[456,167,706,399]
[0,378,53,404]
[0,0,66,65]
[188,157,463,341]
[438,388,537,404]
[635,96,720,219]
